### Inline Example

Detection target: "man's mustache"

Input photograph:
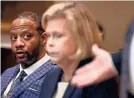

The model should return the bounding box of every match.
[14,50,27,54]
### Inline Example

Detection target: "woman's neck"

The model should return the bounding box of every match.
[59,59,80,82]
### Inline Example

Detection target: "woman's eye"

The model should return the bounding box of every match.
[55,34,63,38]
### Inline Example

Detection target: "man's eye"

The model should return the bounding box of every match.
[24,34,32,39]
[11,36,17,40]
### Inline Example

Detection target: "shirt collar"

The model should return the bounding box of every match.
[19,54,50,76]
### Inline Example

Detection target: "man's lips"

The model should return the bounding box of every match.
[15,52,26,58]
[16,53,25,58]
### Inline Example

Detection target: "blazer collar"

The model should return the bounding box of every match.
[11,60,56,98]
[64,58,92,98]
[40,68,62,98]
[40,68,77,98]
[63,82,76,98]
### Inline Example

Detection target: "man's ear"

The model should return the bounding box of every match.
[41,32,47,45]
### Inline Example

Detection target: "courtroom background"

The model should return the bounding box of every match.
[1,1,134,73]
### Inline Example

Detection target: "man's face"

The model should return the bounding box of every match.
[10,19,41,67]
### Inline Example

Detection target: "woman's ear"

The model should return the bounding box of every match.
[41,32,47,45]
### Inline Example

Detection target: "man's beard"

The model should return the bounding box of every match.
[13,46,40,68]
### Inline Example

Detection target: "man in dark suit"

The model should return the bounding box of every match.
[71,19,134,98]
[1,12,56,98]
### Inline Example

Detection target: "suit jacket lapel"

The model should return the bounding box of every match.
[1,65,20,94]
[63,58,93,98]
[40,68,76,98]
[11,60,56,98]
[40,68,62,98]
[63,83,76,98]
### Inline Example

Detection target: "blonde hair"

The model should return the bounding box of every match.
[42,2,101,60]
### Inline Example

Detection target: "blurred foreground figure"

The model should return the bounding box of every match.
[40,2,118,98]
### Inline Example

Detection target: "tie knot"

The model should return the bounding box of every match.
[18,70,27,82]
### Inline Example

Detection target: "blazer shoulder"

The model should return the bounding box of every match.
[46,67,61,77]
[2,64,19,76]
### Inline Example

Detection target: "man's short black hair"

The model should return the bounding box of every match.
[17,12,44,35]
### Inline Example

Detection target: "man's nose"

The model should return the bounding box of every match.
[15,37,25,48]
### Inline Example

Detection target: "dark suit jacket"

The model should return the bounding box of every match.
[40,58,118,98]
[1,60,56,98]
[112,49,123,75]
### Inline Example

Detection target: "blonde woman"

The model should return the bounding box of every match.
[40,2,118,98]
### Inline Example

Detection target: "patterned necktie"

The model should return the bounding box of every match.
[6,70,27,98]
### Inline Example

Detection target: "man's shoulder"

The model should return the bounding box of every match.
[32,60,58,78]
[45,66,60,77]
[41,60,58,69]
[2,64,20,76]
